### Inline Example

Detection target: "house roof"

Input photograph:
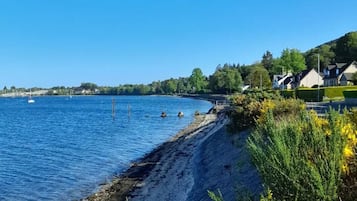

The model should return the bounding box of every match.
[341,73,354,81]
[283,76,293,85]
[295,68,321,83]
[296,69,311,81]
[273,75,285,82]
[336,63,347,69]
[324,61,356,79]
[273,73,293,85]
[327,64,337,70]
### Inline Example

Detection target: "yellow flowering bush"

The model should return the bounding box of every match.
[343,146,354,158]
[257,99,275,124]
[303,109,357,200]
[339,109,357,200]
[249,107,357,201]
[347,108,357,125]
[257,98,304,124]
[260,188,273,201]
[228,90,357,200]
[309,110,329,128]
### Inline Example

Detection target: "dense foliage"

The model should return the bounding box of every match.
[305,44,335,70]
[227,90,299,131]
[248,107,357,201]
[324,86,357,98]
[261,51,274,77]
[343,90,357,98]
[34,66,242,96]
[304,31,357,71]
[278,48,307,73]
[189,68,208,93]
[224,89,357,201]
[245,66,271,89]
[280,86,357,101]
[213,87,357,201]
[209,64,243,94]
[295,88,324,102]
[335,32,357,62]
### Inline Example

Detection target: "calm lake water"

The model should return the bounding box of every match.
[0,96,212,201]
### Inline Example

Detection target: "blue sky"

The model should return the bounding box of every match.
[0,0,356,88]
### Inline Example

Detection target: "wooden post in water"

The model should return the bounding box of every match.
[112,98,116,120]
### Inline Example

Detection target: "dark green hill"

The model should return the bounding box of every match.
[305,31,357,69]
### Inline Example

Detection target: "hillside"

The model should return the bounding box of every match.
[304,31,357,68]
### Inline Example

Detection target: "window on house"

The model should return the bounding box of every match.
[336,68,339,75]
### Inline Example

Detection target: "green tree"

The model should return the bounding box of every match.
[134,84,151,95]
[80,82,98,91]
[279,48,306,74]
[176,77,191,94]
[245,65,271,89]
[271,58,285,75]
[209,64,243,94]
[237,64,252,80]
[126,86,134,94]
[162,78,177,94]
[150,81,164,94]
[189,68,207,93]
[2,86,7,94]
[305,45,335,70]
[335,32,357,62]
[262,51,274,76]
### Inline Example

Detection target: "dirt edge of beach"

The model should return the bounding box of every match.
[83,105,228,201]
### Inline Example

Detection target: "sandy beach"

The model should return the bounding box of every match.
[84,105,261,201]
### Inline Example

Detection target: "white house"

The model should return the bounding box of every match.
[295,68,324,88]
[323,61,357,86]
[273,69,323,89]
[340,73,355,86]
[273,73,292,89]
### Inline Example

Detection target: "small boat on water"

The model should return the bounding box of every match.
[28,90,35,104]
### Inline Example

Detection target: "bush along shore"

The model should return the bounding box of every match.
[211,89,357,201]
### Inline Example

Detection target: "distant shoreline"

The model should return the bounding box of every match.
[0,90,49,97]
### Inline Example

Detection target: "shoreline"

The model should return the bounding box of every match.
[83,105,229,201]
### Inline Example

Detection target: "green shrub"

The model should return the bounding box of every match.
[339,108,357,201]
[280,86,357,101]
[295,88,324,102]
[228,90,283,131]
[228,91,305,132]
[324,86,357,98]
[243,89,281,101]
[280,90,294,98]
[248,110,346,201]
[343,90,357,98]
[208,190,224,201]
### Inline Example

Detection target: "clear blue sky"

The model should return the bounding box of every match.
[0,0,356,88]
